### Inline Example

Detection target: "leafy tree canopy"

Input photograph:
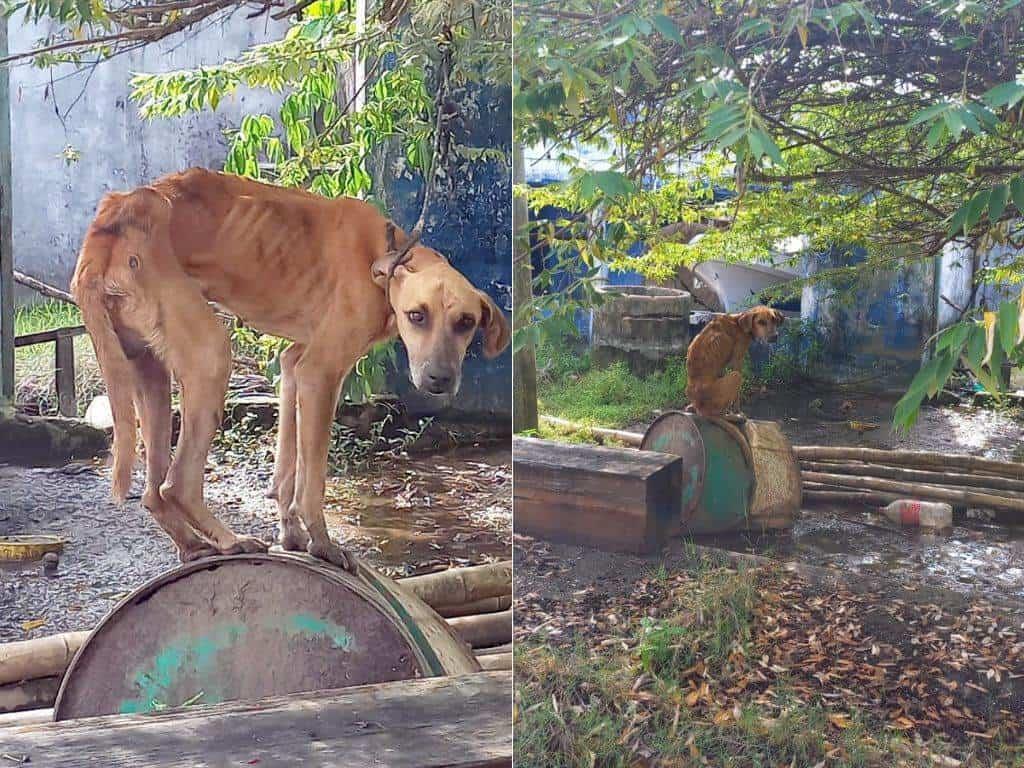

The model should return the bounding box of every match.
[514,0,1024,428]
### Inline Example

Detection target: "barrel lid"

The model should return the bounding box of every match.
[640,411,705,524]
[53,552,478,720]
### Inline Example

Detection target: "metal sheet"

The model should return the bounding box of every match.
[54,552,479,720]
[641,411,705,527]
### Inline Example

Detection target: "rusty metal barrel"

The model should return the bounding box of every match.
[641,411,754,534]
[641,412,799,533]
[53,552,479,720]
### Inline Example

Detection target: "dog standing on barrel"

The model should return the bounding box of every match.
[685,306,785,455]
[72,168,510,571]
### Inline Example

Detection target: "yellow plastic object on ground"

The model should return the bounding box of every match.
[0,535,65,561]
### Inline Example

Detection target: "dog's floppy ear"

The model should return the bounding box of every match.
[737,310,756,334]
[479,291,511,358]
[371,255,409,288]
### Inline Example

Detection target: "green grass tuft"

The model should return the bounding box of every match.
[536,338,688,428]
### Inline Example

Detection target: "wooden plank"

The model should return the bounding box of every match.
[13,325,86,348]
[0,19,13,403]
[54,331,76,417]
[514,436,681,553]
[511,142,538,432]
[0,671,512,768]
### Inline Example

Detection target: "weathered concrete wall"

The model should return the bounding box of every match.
[7,13,287,300]
[801,247,935,385]
[376,84,512,420]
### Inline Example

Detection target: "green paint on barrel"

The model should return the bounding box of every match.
[285,614,355,650]
[688,419,753,534]
[641,411,753,534]
[119,623,247,713]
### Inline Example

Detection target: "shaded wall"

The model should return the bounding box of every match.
[7,12,287,300]
[376,84,512,420]
[801,247,935,386]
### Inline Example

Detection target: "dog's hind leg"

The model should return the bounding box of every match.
[133,349,217,561]
[158,291,268,557]
[267,343,309,552]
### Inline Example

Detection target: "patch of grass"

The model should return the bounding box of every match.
[638,566,758,681]
[13,300,102,416]
[515,562,994,768]
[536,337,687,428]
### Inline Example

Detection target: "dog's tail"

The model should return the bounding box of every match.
[71,188,169,501]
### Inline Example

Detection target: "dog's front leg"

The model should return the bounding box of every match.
[268,343,309,552]
[289,355,356,573]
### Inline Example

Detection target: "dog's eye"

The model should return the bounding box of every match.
[407,310,426,325]
[455,314,476,333]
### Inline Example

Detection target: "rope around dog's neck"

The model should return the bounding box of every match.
[381,20,453,315]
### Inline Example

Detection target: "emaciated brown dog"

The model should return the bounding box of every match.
[72,168,510,571]
[685,305,784,419]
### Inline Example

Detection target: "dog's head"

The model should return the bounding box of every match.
[372,226,510,399]
[737,306,785,343]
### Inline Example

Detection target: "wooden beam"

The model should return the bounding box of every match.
[511,142,538,432]
[13,325,86,348]
[0,19,13,404]
[514,436,682,553]
[0,671,512,768]
[54,331,77,417]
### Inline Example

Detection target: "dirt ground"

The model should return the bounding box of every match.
[0,443,510,642]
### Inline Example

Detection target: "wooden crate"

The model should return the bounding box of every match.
[513,436,682,554]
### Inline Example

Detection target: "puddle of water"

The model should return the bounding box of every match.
[698,508,1024,602]
[322,445,511,577]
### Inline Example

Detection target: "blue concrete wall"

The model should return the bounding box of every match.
[801,246,934,385]
[377,84,512,420]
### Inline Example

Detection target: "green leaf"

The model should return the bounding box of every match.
[965,323,986,371]
[936,322,970,353]
[1011,176,1024,212]
[908,101,949,127]
[989,184,1009,222]
[650,13,683,44]
[965,189,990,229]
[947,200,970,237]
[982,81,1024,109]
[998,300,1019,356]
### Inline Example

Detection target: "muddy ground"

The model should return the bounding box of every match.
[0,442,510,642]
[627,393,1024,604]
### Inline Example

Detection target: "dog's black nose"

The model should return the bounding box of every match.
[426,372,453,394]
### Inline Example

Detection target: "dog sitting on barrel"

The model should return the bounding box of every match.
[684,306,784,459]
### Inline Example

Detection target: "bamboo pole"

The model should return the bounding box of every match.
[803,488,901,506]
[802,471,1024,512]
[476,652,511,671]
[794,446,1024,480]
[0,631,89,686]
[436,594,511,619]
[539,415,644,447]
[0,676,61,715]
[799,460,1024,493]
[447,609,512,649]
[401,561,512,610]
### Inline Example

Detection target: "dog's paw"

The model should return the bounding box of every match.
[279,523,310,552]
[308,539,358,574]
[179,541,221,562]
[222,535,269,555]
